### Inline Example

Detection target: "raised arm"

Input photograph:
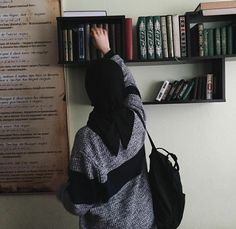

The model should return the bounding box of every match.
[90,26,145,120]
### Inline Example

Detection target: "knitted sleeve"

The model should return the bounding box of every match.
[58,133,101,216]
[108,53,145,121]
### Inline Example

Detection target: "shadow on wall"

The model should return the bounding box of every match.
[67,67,90,105]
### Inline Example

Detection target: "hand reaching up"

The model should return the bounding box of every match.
[90,26,111,55]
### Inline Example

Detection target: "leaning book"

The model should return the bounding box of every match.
[156,81,170,101]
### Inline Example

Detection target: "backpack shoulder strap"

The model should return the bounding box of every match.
[132,109,157,150]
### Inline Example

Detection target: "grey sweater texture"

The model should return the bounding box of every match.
[59,54,156,229]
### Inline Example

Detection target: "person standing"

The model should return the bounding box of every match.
[58,26,156,229]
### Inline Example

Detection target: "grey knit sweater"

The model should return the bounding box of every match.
[59,54,156,229]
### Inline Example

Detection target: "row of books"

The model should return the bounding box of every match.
[61,23,123,62]
[155,74,214,102]
[190,23,235,56]
[136,15,187,60]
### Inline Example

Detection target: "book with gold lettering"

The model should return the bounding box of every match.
[153,16,162,59]
[146,16,155,59]
[137,16,147,60]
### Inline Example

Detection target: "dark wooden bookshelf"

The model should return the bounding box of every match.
[141,56,225,104]
[185,11,236,58]
[57,15,125,64]
[56,12,236,105]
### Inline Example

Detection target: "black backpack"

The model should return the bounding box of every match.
[149,146,185,229]
[135,110,185,229]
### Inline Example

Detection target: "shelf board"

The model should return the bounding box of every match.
[60,55,236,66]
[143,99,226,105]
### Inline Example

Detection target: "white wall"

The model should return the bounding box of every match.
[0,0,236,228]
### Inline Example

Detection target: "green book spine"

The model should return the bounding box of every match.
[221,26,226,55]
[208,28,214,56]
[178,81,188,100]
[198,24,204,57]
[215,27,221,55]
[227,25,233,55]
[203,29,208,56]
[137,17,147,60]
[153,16,162,59]
[146,16,155,59]
[182,80,195,100]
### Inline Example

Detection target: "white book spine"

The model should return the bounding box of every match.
[172,15,181,58]
[206,74,213,99]
[156,81,170,101]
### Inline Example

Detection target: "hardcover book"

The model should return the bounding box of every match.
[166,80,178,101]
[199,7,236,16]
[125,18,133,60]
[156,81,170,101]
[206,73,213,99]
[197,76,203,99]
[137,16,147,60]
[194,1,236,15]
[221,26,227,55]
[160,16,169,58]
[203,29,209,56]
[208,28,214,56]
[190,23,204,56]
[192,77,199,100]
[182,79,195,100]
[227,25,233,55]
[166,15,174,58]
[77,25,85,60]
[177,81,189,100]
[172,15,181,58]
[179,15,187,57]
[215,27,221,55]
[146,16,155,59]
[153,16,162,59]
[195,1,236,11]
[85,24,91,61]
[172,79,185,100]
[201,75,207,99]
[162,83,172,101]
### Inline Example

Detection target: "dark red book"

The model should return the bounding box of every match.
[125,18,133,61]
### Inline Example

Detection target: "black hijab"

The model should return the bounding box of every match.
[85,58,134,156]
